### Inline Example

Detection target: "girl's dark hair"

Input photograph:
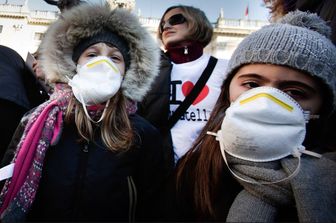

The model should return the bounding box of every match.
[175,73,233,218]
[304,76,335,151]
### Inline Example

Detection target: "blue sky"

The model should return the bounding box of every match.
[1,0,271,22]
[132,0,270,21]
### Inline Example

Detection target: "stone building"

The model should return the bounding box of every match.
[0,0,268,60]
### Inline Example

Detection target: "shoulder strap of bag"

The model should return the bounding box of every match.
[167,56,218,129]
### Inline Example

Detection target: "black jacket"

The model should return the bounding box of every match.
[0,45,47,110]
[0,45,48,160]
[137,52,174,171]
[159,155,243,222]
[2,114,165,222]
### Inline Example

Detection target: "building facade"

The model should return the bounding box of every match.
[0,0,268,60]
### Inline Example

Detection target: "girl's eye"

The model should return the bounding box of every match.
[86,52,97,58]
[109,55,122,63]
[242,81,260,89]
[283,89,308,100]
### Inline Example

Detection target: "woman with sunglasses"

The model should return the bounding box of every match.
[138,5,228,171]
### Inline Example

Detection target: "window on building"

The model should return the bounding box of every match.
[217,42,227,50]
[34,32,44,41]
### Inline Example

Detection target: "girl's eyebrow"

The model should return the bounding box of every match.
[84,46,99,52]
[237,73,318,94]
[236,73,268,81]
[278,81,317,94]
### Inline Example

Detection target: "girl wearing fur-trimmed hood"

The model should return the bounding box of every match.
[0,4,164,222]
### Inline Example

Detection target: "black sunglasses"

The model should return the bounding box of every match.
[160,14,187,33]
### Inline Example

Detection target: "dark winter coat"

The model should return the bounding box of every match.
[2,114,165,222]
[0,45,48,159]
[157,154,243,222]
[137,52,175,171]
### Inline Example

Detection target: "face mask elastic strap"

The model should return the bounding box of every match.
[207,131,261,184]
[207,131,217,137]
[303,111,320,123]
[207,131,303,185]
[65,75,73,83]
[79,92,110,124]
[68,80,96,123]
[298,149,322,158]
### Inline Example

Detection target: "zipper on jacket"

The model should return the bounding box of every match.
[127,176,137,223]
[73,143,89,217]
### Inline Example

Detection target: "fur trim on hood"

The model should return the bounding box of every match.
[38,4,160,102]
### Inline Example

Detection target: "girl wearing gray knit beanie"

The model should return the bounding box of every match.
[173,10,336,222]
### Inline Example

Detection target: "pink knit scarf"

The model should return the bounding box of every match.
[0,84,72,221]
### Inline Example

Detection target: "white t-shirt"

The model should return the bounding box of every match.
[170,54,228,162]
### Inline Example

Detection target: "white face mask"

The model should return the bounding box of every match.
[208,87,321,184]
[68,56,123,123]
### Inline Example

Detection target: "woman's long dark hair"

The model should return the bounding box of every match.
[175,73,233,219]
[304,77,335,152]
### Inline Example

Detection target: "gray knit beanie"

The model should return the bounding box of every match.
[226,10,336,109]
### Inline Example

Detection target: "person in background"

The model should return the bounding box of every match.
[137,5,229,170]
[30,0,84,96]
[26,52,52,95]
[0,4,163,222]
[0,45,48,161]
[173,10,336,222]
[264,0,336,44]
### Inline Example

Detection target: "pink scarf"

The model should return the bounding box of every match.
[0,84,72,221]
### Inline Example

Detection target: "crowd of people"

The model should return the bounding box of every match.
[0,0,335,222]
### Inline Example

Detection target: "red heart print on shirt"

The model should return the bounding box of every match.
[182,81,209,105]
